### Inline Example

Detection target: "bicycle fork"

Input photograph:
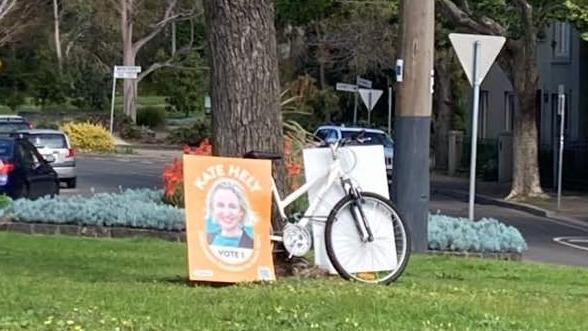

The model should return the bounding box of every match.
[341,179,374,243]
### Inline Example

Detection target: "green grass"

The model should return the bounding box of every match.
[0,232,587,331]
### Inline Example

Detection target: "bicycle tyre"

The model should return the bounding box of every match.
[324,192,411,285]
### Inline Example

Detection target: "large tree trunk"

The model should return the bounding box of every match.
[507,41,544,199]
[52,0,62,73]
[121,0,138,122]
[204,0,286,258]
[433,49,453,171]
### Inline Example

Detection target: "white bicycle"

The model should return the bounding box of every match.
[244,135,411,285]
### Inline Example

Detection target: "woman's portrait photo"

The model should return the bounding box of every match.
[205,180,255,249]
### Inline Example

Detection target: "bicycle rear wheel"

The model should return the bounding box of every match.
[324,192,411,285]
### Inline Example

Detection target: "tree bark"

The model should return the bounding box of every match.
[203,0,285,229]
[506,41,544,199]
[121,0,138,122]
[433,49,453,171]
[52,0,63,74]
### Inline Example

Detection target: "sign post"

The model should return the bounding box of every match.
[358,88,383,125]
[355,76,372,124]
[557,84,566,210]
[449,33,505,221]
[336,82,359,124]
[110,65,142,134]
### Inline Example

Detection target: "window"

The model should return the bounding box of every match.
[504,92,515,132]
[27,134,67,149]
[553,22,570,59]
[314,129,337,143]
[478,90,489,139]
[341,131,394,148]
[17,141,40,167]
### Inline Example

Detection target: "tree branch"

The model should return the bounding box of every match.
[132,0,198,53]
[439,0,506,36]
[510,0,534,41]
[0,0,16,22]
[137,45,201,82]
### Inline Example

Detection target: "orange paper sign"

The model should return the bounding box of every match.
[183,155,276,283]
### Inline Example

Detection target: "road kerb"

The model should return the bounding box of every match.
[433,188,588,231]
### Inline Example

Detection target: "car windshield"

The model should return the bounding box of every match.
[27,134,67,149]
[0,139,13,157]
[341,131,394,148]
[0,122,29,133]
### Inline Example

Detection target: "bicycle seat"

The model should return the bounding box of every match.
[243,150,282,160]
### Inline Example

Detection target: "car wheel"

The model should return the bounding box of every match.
[52,181,60,197]
[21,183,30,199]
[66,178,76,189]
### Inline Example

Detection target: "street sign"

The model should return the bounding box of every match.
[110,65,143,133]
[449,33,506,221]
[356,76,372,88]
[115,72,138,79]
[358,88,383,111]
[449,33,505,86]
[336,83,358,92]
[114,65,142,79]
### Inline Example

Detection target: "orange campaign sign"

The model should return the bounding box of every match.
[183,155,276,283]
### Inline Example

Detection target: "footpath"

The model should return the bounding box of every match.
[431,173,588,227]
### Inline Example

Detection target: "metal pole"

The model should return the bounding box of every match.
[468,41,481,221]
[388,86,392,135]
[109,77,117,134]
[353,92,358,125]
[367,93,372,125]
[557,84,565,210]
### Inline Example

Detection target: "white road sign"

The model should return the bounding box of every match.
[114,65,142,79]
[449,33,505,86]
[336,83,358,92]
[449,33,505,221]
[358,88,383,111]
[356,76,372,88]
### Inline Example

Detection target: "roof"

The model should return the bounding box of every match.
[315,125,387,134]
[0,115,27,122]
[15,129,65,135]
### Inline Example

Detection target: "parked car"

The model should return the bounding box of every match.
[314,125,395,177]
[13,129,76,188]
[0,136,60,199]
[0,115,32,135]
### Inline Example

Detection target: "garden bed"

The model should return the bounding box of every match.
[0,189,529,257]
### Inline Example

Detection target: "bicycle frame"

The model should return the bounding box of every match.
[271,152,348,229]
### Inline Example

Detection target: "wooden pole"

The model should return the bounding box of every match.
[391,0,435,252]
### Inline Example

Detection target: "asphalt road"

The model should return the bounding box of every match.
[68,152,588,267]
[431,191,588,267]
[62,152,175,196]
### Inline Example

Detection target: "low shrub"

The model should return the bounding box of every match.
[428,214,528,253]
[116,116,156,142]
[137,106,166,129]
[162,140,212,208]
[6,189,185,231]
[61,121,115,153]
[166,118,210,146]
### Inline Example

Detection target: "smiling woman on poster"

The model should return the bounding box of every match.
[205,180,255,249]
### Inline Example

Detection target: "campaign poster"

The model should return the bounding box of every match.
[183,155,276,283]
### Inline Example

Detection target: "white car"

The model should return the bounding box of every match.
[314,125,395,177]
[15,129,76,188]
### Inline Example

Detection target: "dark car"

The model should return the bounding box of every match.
[0,137,60,199]
[0,115,32,135]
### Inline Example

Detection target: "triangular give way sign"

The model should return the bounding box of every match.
[449,33,506,86]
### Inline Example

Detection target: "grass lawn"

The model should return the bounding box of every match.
[0,232,586,331]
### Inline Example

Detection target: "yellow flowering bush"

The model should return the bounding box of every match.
[61,122,115,153]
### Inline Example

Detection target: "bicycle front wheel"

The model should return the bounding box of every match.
[324,192,411,285]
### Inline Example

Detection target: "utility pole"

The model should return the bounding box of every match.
[391,0,435,252]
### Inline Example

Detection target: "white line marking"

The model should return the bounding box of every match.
[553,237,588,252]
